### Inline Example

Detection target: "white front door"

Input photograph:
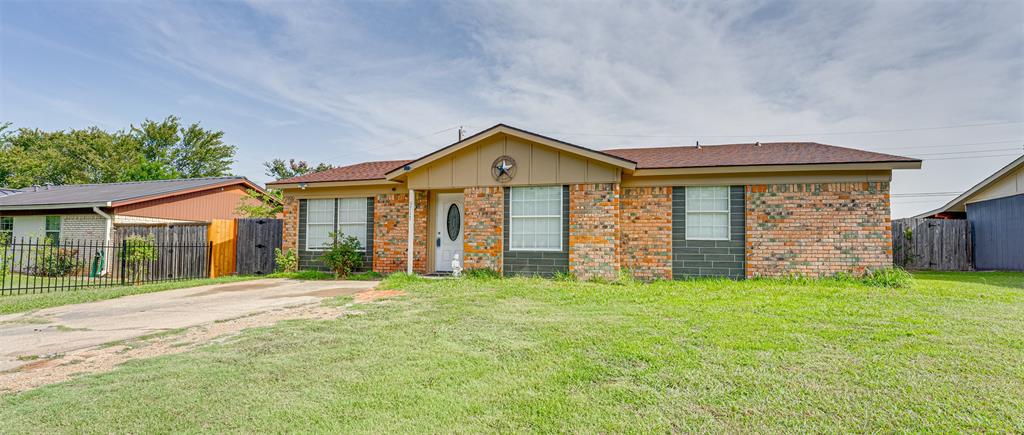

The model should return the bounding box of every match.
[435,193,464,272]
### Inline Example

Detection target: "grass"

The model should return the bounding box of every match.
[0,276,258,315]
[1,271,1022,432]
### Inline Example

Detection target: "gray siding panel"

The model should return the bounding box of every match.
[968,193,1024,271]
[503,185,570,277]
[298,198,373,272]
[672,186,745,279]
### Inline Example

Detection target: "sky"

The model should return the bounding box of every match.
[1,0,1022,218]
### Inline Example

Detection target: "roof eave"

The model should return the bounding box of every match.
[0,201,112,211]
[109,178,265,207]
[268,179,404,189]
[630,160,921,176]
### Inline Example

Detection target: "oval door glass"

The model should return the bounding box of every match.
[447,204,461,241]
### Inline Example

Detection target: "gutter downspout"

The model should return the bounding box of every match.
[407,189,415,275]
[92,206,113,275]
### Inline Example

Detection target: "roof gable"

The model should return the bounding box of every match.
[384,124,637,181]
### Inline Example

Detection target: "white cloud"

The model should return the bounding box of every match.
[101,0,1022,217]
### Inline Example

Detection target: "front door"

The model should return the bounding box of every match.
[435,193,464,272]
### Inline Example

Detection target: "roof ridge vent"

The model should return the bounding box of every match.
[695,140,701,150]
[755,141,761,147]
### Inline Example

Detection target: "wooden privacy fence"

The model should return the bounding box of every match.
[236,218,283,276]
[205,218,283,277]
[892,218,973,271]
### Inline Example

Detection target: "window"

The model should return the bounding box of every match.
[305,198,368,251]
[337,198,367,250]
[0,217,12,243]
[510,186,562,251]
[685,186,730,240]
[45,216,61,244]
[306,199,334,250]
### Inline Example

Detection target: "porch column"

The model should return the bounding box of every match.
[407,189,415,274]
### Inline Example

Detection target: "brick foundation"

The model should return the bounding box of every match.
[569,183,620,281]
[745,182,892,277]
[463,186,504,272]
[373,192,428,274]
[620,187,672,281]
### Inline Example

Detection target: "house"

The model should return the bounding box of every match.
[914,155,1023,271]
[0,177,268,245]
[267,124,921,280]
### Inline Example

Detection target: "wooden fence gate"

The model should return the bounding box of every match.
[892,218,973,271]
[235,218,283,276]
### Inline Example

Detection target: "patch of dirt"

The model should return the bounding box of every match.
[353,289,406,302]
[268,287,363,299]
[188,281,282,296]
[0,290,406,393]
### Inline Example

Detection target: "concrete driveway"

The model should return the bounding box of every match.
[0,278,378,372]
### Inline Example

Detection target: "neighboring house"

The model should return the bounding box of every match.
[914,155,1024,271]
[0,177,268,244]
[267,124,921,280]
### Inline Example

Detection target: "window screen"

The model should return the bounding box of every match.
[509,186,562,250]
[685,186,730,240]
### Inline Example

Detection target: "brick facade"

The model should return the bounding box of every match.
[569,183,620,281]
[745,182,892,277]
[372,192,428,274]
[620,186,673,281]
[281,196,298,251]
[59,214,106,242]
[463,186,504,272]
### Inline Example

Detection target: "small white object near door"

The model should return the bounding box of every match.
[434,193,464,272]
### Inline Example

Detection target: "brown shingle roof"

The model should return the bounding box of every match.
[603,142,919,169]
[271,142,919,184]
[274,160,412,184]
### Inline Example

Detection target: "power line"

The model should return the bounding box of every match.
[877,139,1023,151]
[528,120,1023,139]
[925,152,1022,161]
[912,147,1022,157]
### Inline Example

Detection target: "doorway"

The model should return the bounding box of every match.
[434,192,464,272]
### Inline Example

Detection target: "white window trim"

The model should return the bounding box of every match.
[336,198,367,252]
[509,186,563,252]
[305,199,336,252]
[305,198,369,252]
[684,187,731,241]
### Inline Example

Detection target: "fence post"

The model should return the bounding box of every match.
[119,239,127,286]
[207,241,213,278]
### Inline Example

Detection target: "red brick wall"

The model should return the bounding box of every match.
[373,192,428,274]
[569,183,621,281]
[463,186,504,272]
[620,186,673,281]
[745,182,892,277]
[281,196,298,251]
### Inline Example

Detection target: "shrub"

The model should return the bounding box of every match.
[274,248,298,273]
[320,232,363,278]
[123,236,158,283]
[862,267,914,288]
[34,246,82,277]
[551,270,577,282]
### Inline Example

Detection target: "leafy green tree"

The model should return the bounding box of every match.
[235,188,283,218]
[263,158,333,180]
[0,116,236,188]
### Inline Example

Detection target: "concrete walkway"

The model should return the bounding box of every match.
[0,279,377,372]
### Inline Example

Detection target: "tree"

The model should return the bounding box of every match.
[263,158,333,180]
[235,188,283,218]
[0,116,237,188]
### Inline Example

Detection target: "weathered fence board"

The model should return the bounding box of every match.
[115,224,210,281]
[892,218,972,271]
[236,218,282,276]
[208,219,237,278]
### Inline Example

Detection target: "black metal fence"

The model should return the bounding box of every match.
[1,237,211,296]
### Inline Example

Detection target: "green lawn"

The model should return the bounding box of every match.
[2,271,1022,432]
[0,275,258,315]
